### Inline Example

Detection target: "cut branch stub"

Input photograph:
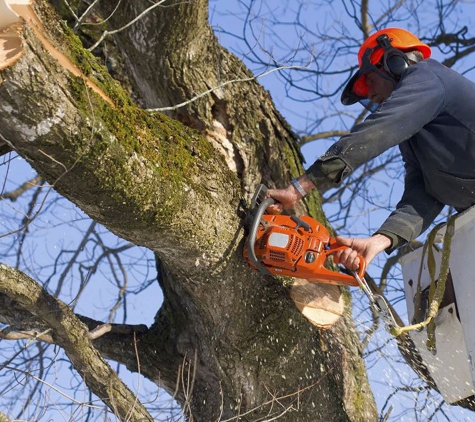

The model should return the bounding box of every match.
[1,0,114,105]
[0,0,27,71]
[290,278,345,328]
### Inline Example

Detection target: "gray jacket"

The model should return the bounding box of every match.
[306,59,475,250]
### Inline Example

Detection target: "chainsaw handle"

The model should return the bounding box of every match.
[290,215,311,232]
[246,193,276,275]
[326,242,367,280]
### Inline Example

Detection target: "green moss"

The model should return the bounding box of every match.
[61,68,226,231]
[56,18,130,105]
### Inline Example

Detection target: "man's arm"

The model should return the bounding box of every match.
[375,147,444,251]
[267,150,444,270]
[266,62,447,266]
[336,153,444,269]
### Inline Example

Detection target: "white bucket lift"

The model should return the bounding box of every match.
[400,206,475,404]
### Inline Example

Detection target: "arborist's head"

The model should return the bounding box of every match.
[341,28,431,111]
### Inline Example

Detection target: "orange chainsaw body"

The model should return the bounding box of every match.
[244,212,364,287]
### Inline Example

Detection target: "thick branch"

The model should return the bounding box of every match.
[0,3,240,268]
[0,263,153,421]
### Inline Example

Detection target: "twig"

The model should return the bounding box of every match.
[1,365,104,410]
[147,65,310,112]
[125,332,142,422]
[88,0,169,51]
[220,375,329,422]
[73,0,104,30]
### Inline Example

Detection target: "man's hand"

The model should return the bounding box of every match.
[331,234,392,270]
[266,175,316,213]
[266,185,299,213]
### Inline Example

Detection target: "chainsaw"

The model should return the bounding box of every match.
[243,184,399,332]
[243,184,365,286]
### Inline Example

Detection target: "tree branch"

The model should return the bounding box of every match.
[0,175,43,201]
[0,263,153,421]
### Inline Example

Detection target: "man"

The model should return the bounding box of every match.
[267,28,475,270]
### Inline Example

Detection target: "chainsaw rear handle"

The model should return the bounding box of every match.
[326,242,367,280]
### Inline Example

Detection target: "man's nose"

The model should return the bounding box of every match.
[367,89,376,102]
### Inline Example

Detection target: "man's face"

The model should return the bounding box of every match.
[365,71,395,104]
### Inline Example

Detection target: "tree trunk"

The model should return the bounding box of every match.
[0,0,377,420]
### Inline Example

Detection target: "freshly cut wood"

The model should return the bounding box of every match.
[0,0,26,71]
[3,0,115,104]
[0,0,23,30]
[290,278,345,328]
[0,30,23,71]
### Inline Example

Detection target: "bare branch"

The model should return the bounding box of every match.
[87,0,169,51]
[0,328,54,343]
[0,175,43,202]
[73,0,104,30]
[300,130,349,145]
[147,64,311,112]
[1,365,105,411]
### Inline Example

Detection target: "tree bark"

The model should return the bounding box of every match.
[0,0,377,420]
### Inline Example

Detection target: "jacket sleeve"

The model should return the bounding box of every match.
[375,145,445,251]
[305,60,446,188]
